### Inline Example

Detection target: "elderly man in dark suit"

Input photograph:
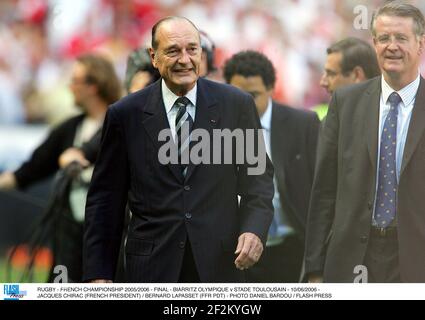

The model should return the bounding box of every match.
[305,2,425,283]
[83,17,274,283]
[224,51,320,282]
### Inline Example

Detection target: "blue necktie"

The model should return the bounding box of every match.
[174,97,193,177]
[374,92,401,228]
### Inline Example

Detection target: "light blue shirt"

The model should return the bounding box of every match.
[261,98,294,246]
[378,75,419,181]
[161,79,197,141]
[260,99,273,156]
[373,74,420,223]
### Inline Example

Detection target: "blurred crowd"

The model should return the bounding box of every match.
[1,0,425,126]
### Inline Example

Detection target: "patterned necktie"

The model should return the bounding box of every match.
[374,92,401,228]
[174,97,193,177]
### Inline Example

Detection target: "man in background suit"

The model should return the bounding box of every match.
[224,50,320,282]
[314,37,381,120]
[83,17,274,283]
[305,2,425,283]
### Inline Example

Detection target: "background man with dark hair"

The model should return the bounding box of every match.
[224,50,320,282]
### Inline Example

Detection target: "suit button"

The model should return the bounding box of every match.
[360,236,368,244]
[185,212,192,219]
[295,154,301,160]
[184,185,191,191]
[179,241,185,249]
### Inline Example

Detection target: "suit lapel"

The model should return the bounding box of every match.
[270,103,289,168]
[141,80,183,182]
[365,79,381,171]
[400,77,425,177]
[185,78,219,181]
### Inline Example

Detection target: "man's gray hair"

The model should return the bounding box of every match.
[370,1,425,38]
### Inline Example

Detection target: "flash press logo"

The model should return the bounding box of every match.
[3,284,27,300]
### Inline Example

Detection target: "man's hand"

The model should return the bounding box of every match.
[90,279,113,283]
[234,232,263,271]
[0,172,17,190]
[59,148,90,169]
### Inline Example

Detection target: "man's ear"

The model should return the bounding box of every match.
[352,66,367,82]
[149,48,157,68]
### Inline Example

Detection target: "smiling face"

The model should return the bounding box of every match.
[373,15,424,89]
[150,19,201,96]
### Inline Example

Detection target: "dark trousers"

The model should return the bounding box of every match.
[178,240,200,283]
[363,228,401,283]
[246,235,304,283]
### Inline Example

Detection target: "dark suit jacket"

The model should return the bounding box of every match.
[83,78,274,283]
[271,102,319,239]
[305,77,425,282]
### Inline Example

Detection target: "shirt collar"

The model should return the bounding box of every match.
[260,98,273,130]
[381,73,420,108]
[162,79,197,114]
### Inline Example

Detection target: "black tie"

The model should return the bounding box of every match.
[174,97,193,177]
